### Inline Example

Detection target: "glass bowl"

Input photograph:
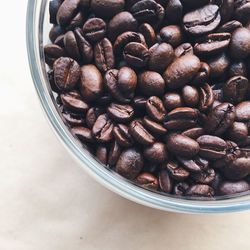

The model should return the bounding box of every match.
[26,0,250,213]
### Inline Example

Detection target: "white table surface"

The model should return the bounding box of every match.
[1,1,250,249]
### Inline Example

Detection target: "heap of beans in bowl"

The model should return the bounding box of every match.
[45,0,250,198]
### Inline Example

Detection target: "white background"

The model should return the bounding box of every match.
[1,0,250,249]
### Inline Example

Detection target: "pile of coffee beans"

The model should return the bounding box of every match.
[45,0,250,198]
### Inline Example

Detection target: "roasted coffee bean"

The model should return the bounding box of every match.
[143,116,167,135]
[186,184,214,197]
[162,161,190,181]
[146,96,166,122]
[123,42,149,68]
[218,0,234,23]
[80,65,103,102]
[230,28,250,59]
[173,182,190,196]
[139,71,165,97]
[194,33,231,57]
[94,38,115,72]
[129,120,155,145]
[210,172,223,194]
[235,101,250,122]
[219,181,250,195]
[136,172,159,190]
[159,25,183,47]
[62,111,85,127]
[65,11,85,31]
[191,168,216,184]
[205,103,236,136]
[182,127,205,139]
[163,92,183,111]
[92,114,114,143]
[49,0,64,24]
[143,142,168,163]
[64,31,80,60]
[166,134,200,158]
[53,57,80,91]
[82,18,106,43]
[227,122,248,143]
[113,124,134,147]
[71,126,93,143]
[183,4,221,36]
[229,61,247,77]
[44,44,65,67]
[216,20,243,33]
[177,156,209,172]
[148,43,174,73]
[107,103,134,123]
[163,55,201,89]
[199,83,214,111]
[56,0,80,27]
[96,145,109,165]
[49,25,65,43]
[108,12,138,41]
[133,96,147,111]
[234,0,250,23]
[108,141,122,166]
[165,0,183,24]
[159,170,173,193]
[86,107,104,128]
[116,148,143,180]
[174,43,193,58]
[91,0,125,19]
[191,62,210,85]
[182,86,199,107]
[223,76,249,104]
[197,135,227,160]
[164,107,199,131]
[139,23,156,47]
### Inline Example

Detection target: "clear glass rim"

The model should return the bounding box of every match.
[26,0,250,214]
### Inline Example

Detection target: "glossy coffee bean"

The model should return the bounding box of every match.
[136,172,159,190]
[191,62,210,85]
[235,101,250,122]
[107,103,134,123]
[219,181,250,195]
[139,23,156,47]
[64,31,81,61]
[62,111,85,127]
[53,57,80,91]
[182,127,205,139]
[44,44,65,67]
[113,124,134,147]
[199,83,214,111]
[96,145,108,165]
[191,168,216,184]
[143,142,168,164]
[227,122,248,143]
[182,86,199,107]
[159,170,173,193]
[86,107,104,128]
[173,182,190,196]
[229,61,247,77]
[49,0,63,24]
[159,25,183,47]
[116,148,143,180]
[166,134,200,158]
[49,25,64,43]
[234,0,250,23]
[177,156,209,172]
[146,96,166,122]
[165,0,183,24]
[163,92,183,111]
[162,161,190,181]
[217,20,243,33]
[174,43,193,58]
[142,116,167,136]
[71,126,93,143]
[186,184,214,197]
[108,141,122,166]
[217,0,234,23]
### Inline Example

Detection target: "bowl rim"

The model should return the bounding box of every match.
[26,0,250,214]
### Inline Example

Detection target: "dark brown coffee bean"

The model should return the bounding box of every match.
[49,0,64,24]
[91,0,125,19]
[92,114,114,143]
[177,156,209,172]
[229,61,247,77]
[235,101,250,122]
[44,44,65,67]
[219,181,250,195]
[149,43,175,73]
[165,0,183,24]
[227,122,248,143]
[159,170,173,193]
[173,182,190,196]
[191,168,216,184]
[182,86,199,107]
[182,127,205,139]
[186,184,214,197]
[230,28,250,59]
[205,103,236,136]
[174,43,193,58]
[197,135,227,160]
[80,65,103,102]
[218,0,234,23]
[49,25,65,43]
[108,141,122,166]
[163,55,201,89]
[183,4,221,36]
[191,62,210,85]
[234,0,250,23]
[223,76,249,104]
[216,20,243,33]
[139,23,156,47]
[82,18,106,43]
[159,25,183,47]
[53,57,80,91]
[138,71,165,97]
[136,172,159,190]
[113,124,134,147]
[194,33,231,56]
[166,134,200,158]
[108,12,138,41]
[143,116,167,135]
[107,103,134,123]
[62,111,85,127]
[143,142,168,164]
[123,42,149,68]
[86,107,104,128]
[116,148,144,180]
[94,38,115,73]
[199,83,214,111]
[64,31,80,60]
[96,145,108,165]
[146,96,166,122]
[163,92,183,111]
[162,161,190,181]
[129,120,155,145]
[71,126,93,143]
[181,0,209,9]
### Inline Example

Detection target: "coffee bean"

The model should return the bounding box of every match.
[182,86,199,107]
[139,23,156,47]
[143,142,168,163]
[219,181,250,195]
[82,18,106,43]
[107,103,134,123]
[162,161,190,181]
[218,0,234,23]
[236,101,250,122]
[71,126,93,143]
[163,92,183,111]
[49,0,64,24]
[186,184,214,197]
[199,83,214,111]
[191,62,210,85]
[174,43,193,58]
[191,168,216,184]
[94,38,115,72]
[86,107,104,128]
[205,103,236,135]
[136,172,159,190]
[96,145,109,165]
[229,61,247,77]
[123,42,149,68]
[227,122,248,143]
[173,182,190,196]
[163,55,201,89]
[159,170,173,193]
[148,43,174,73]
[49,25,65,43]
[159,25,183,47]
[108,141,122,166]
[234,0,250,23]
[183,4,221,36]
[116,148,144,180]
[80,65,103,102]
[44,44,65,67]
[91,0,125,19]
[216,20,243,33]
[166,134,200,158]
[165,0,183,24]
[113,124,134,147]
[53,57,80,91]
[62,111,85,127]
[182,127,205,139]
[92,114,114,143]
[177,156,209,172]
[142,116,167,136]
[146,96,166,122]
